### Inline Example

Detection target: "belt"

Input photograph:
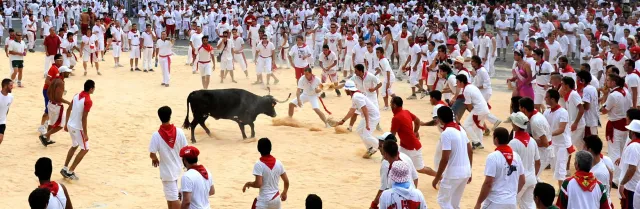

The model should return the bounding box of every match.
[537,84,546,87]
[198,61,211,63]
[259,56,271,58]
[131,44,139,46]
[145,46,153,48]
[113,41,121,43]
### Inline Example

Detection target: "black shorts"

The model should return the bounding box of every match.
[0,124,6,134]
[105,27,113,39]
[11,60,23,68]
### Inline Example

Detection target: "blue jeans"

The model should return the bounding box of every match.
[43,89,49,114]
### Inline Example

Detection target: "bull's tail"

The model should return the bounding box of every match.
[183,92,194,130]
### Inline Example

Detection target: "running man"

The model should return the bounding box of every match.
[39,54,66,138]
[34,157,73,209]
[155,31,174,87]
[195,36,215,90]
[179,145,215,208]
[319,44,341,97]
[243,138,290,209]
[149,106,188,209]
[389,96,431,175]
[337,80,381,158]
[8,31,26,87]
[41,62,72,146]
[288,35,313,81]
[0,79,13,145]
[288,67,329,127]
[61,79,95,180]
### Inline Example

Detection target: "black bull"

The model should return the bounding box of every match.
[182,89,291,142]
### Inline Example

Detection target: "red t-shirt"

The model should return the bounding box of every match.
[43,65,60,90]
[390,108,422,150]
[43,35,61,56]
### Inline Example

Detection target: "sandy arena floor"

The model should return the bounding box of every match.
[0,50,620,209]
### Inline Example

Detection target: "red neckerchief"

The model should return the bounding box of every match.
[124,19,128,23]
[563,90,576,102]
[562,65,575,73]
[436,100,448,107]
[572,170,598,192]
[158,124,177,148]
[233,36,239,40]
[627,139,640,146]
[611,87,626,97]
[189,165,209,179]
[260,155,277,169]
[495,145,514,165]
[550,104,561,112]
[460,45,467,53]
[443,122,460,130]
[201,44,213,52]
[350,90,362,98]
[305,75,315,84]
[459,67,470,74]
[536,59,545,69]
[346,34,354,41]
[613,52,625,61]
[514,130,530,146]
[527,110,539,119]
[79,91,90,100]
[39,181,59,196]
[401,31,408,38]
[631,70,640,77]
[131,29,137,33]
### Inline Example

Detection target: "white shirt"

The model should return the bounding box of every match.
[141,31,155,47]
[591,159,611,195]
[190,32,204,49]
[351,92,380,122]
[256,42,275,58]
[324,31,342,52]
[156,39,173,56]
[565,90,586,127]
[128,31,141,46]
[627,72,640,106]
[67,92,91,130]
[148,128,188,181]
[546,40,564,64]
[605,88,631,121]
[181,168,213,209]
[534,61,553,86]
[378,187,428,209]
[380,153,419,190]
[364,50,378,73]
[582,85,599,127]
[196,45,214,62]
[543,107,571,148]
[91,25,104,40]
[509,134,540,186]
[288,44,313,68]
[0,93,13,124]
[297,75,321,97]
[379,58,396,83]
[46,182,67,209]
[439,126,472,179]
[622,142,640,192]
[252,159,285,201]
[473,67,492,96]
[462,84,490,115]
[42,21,53,36]
[216,38,234,61]
[232,37,244,53]
[319,51,338,71]
[110,27,123,42]
[484,151,525,205]
[7,40,26,61]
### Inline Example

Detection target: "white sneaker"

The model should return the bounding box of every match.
[325,123,331,128]
[38,125,46,135]
[383,106,390,111]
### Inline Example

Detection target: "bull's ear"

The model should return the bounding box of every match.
[272,102,276,107]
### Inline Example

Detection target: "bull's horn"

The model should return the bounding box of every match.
[275,93,292,103]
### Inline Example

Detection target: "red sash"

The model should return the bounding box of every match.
[606,119,628,142]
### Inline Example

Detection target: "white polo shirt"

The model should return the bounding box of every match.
[7,40,26,61]
[91,25,104,40]
[128,31,141,46]
[297,76,321,97]
[604,88,631,121]
[509,133,540,186]
[288,44,313,68]
[462,84,490,115]
[256,42,275,58]
[190,32,204,49]
[351,92,380,121]
[67,92,92,130]
[319,51,338,72]
[565,90,586,127]
[379,57,395,83]
[0,93,13,124]
[156,39,173,56]
[181,168,213,209]
[380,153,419,190]
[484,150,524,205]
[543,107,571,149]
[148,128,188,181]
[141,31,155,47]
[582,85,599,127]
[439,126,472,179]
[252,159,285,202]
[343,35,358,57]
[352,43,367,64]
[364,50,378,73]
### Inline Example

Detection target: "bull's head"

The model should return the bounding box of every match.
[261,93,292,117]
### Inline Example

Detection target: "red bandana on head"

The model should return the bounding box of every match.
[158,124,177,148]
[572,171,598,192]
[495,145,514,165]
[260,155,277,169]
[39,181,59,196]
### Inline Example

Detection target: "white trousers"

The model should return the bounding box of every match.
[356,118,379,152]
[4,16,11,28]
[571,126,586,150]
[437,177,469,209]
[111,43,121,58]
[142,47,154,70]
[233,54,247,71]
[122,32,129,50]
[517,183,536,209]
[463,114,488,145]
[551,145,569,181]
[610,129,628,184]
[160,56,171,84]
[487,56,497,76]
[481,201,516,209]
[537,147,552,178]
[187,45,193,64]
[27,30,35,49]
[44,55,54,76]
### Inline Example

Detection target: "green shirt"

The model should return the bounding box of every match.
[546,206,559,209]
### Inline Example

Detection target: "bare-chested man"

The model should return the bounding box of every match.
[79,8,95,36]
[40,54,72,146]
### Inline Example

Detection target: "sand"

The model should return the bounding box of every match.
[0,51,621,209]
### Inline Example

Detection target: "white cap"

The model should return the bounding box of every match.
[626,120,640,133]
[389,161,411,183]
[58,66,72,73]
[377,132,393,141]
[601,35,610,43]
[510,112,529,129]
[343,79,358,91]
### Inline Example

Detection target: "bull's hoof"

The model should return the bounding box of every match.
[191,139,197,143]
